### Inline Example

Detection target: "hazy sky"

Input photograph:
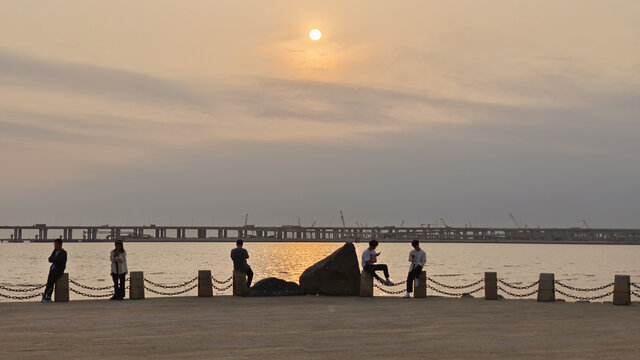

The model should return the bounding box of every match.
[1,1,639,228]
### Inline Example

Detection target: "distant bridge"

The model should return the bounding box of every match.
[1,225,639,244]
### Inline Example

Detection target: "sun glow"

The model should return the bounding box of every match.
[309,29,322,41]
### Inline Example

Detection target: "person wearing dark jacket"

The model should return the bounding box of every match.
[230,239,253,287]
[42,239,67,302]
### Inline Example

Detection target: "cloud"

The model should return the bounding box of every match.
[0,48,207,108]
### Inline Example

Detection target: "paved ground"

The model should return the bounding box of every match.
[0,296,639,359]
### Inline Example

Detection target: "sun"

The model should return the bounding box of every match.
[309,29,322,41]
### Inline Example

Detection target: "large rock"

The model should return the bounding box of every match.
[299,242,360,296]
[243,277,303,297]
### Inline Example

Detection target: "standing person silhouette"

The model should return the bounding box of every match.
[42,239,67,303]
[110,239,128,300]
[231,239,253,287]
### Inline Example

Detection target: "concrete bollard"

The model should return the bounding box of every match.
[359,272,373,297]
[485,272,498,300]
[233,270,248,296]
[613,275,631,305]
[537,273,555,302]
[198,270,213,297]
[414,271,427,298]
[129,271,145,299]
[54,273,69,302]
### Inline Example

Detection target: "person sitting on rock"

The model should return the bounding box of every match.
[231,239,253,287]
[403,240,426,298]
[362,239,393,285]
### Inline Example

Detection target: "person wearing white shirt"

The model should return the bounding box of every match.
[110,240,128,300]
[361,240,394,285]
[403,240,426,298]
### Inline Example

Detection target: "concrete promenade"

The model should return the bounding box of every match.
[1,296,639,359]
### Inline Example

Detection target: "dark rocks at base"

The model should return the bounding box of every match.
[461,293,474,298]
[299,242,361,296]
[243,277,303,297]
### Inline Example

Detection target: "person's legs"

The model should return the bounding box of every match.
[43,271,61,300]
[245,266,254,287]
[111,273,119,299]
[117,274,126,299]
[363,264,383,282]
[406,266,423,293]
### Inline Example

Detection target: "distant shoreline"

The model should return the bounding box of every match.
[2,238,639,245]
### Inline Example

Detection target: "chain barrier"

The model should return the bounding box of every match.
[631,283,640,290]
[428,277,484,289]
[144,277,198,289]
[373,278,406,287]
[373,283,406,295]
[213,283,233,292]
[555,288,614,301]
[69,287,113,298]
[212,276,233,285]
[554,281,614,292]
[498,279,539,290]
[144,284,198,296]
[631,290,640,298]
[427,284,484,297]
[497,286,538,298]
[0,292,43,300]
[69,280,113,291]
[0,284,46,292]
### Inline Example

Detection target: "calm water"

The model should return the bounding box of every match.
[1,242,639,301]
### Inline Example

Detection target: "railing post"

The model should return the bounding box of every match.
[613,275,630,305]
[537,273,555,302]
[198,270,213,297]
[414,271,427,298]
[233,270,248,296]
[129,271,145,299]
[54,273,69,302]
[485,272,498,300]
[359,272,373,297]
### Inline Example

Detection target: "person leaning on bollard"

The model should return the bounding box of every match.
[110,239,128,300]
[42,239,67,303]
[403,240,426,298]
[231,239,253,287]
[362,239,394,285]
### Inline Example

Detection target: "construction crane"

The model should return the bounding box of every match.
[340,210,346,228]
[244,213,248,227]
[310,221,316,227]
[440,218,449,228]
[399,220,405,227]
[582,219,590,229]
[509,213,521,229]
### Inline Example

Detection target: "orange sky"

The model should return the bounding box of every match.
[1,1,639,227]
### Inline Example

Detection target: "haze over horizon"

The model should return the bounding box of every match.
[1,1,639,228]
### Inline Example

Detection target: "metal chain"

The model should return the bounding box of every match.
[631,290,640,298]
[69,287,113,298]
[554,281,614,292]
[631,283,640,290]
[144,277,198,289]
[556,288,614,301]
[427,284,484,297]
[0,292,43,300]
[427,277,484,289]
[498,279,539,290]
[0,284,46,292]
[213,283,233,292]
[373,278,406,287]
[373,284,406,295]
[144,284,198,296]
[212,276,233,285]
[498,286,538,298]
[69,280,113,291]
